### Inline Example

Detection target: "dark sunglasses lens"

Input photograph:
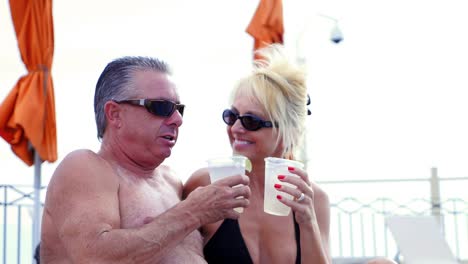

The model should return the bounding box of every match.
[241,115,261,131]
[177,105,185,116]
[223,110,237,125]
[148,100,175,117]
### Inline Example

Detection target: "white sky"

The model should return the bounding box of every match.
[1,0,468,197]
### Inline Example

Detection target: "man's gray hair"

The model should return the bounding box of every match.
[94,56,171,140]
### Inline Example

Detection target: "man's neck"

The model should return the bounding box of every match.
[98,141,162,178]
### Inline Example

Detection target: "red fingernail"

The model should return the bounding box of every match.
[277,195,282,200]
[274,184,281,189]
[278,175,285,180]
[288,166,295,171]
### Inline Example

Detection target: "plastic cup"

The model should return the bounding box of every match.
[207,156,247,213]
[264,157,304,216]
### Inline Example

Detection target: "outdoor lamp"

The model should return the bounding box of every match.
[318,13,344,44]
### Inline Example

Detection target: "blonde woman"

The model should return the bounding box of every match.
[184,44,331,264]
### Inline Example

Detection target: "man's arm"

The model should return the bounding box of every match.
[45,150,250,263]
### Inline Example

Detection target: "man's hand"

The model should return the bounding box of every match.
[183,174,251,225]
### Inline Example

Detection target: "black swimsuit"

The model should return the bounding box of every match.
[203,217,301,264]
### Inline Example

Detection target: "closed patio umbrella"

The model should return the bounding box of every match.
[0,0,56,251]
[246,0,284,60]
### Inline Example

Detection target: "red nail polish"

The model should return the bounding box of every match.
[274,184,281,189]
[278,175,285,180]
[277,195,282,200]
[288,166,294,171]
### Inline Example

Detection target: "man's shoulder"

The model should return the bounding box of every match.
[49,149,112,187]
[156,165,182,186]
[157,164,176,177]
[53,149,103,174]
[64,149,99,161]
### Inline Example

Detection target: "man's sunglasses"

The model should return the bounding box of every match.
[115,99,185,117]
[222,109,275,131]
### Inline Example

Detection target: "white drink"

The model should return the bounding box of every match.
[208,165,244,182]
[207,156,247,213]
[264,157,304,216]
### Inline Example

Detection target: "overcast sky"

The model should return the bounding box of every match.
[1,0,467,199]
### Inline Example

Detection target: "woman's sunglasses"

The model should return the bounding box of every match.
[115,99,185,117]
[222,109,274,131]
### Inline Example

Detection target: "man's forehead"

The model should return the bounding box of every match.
[133,70,180,100]
[134,70,172,85]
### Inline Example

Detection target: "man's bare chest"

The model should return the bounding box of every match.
[118,180,180,228]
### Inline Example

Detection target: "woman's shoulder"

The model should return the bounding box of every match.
[190,167,210,179]
[182,167,211,198]
[311,182,330,205]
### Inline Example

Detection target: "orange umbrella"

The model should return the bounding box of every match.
[246,0,284,60]
[0,0,56,166]
[0,0,56,250]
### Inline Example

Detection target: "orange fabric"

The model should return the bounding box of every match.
[0,0,56,166]
[246,0,284,60]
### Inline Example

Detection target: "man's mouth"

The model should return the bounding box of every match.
[161,134,176,142]
[163,135,174,140]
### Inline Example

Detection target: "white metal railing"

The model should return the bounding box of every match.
[0,167,467,264]
[318,168,468,262]
[0,184,42,264]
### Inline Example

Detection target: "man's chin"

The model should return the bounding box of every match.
[161,147,173,159]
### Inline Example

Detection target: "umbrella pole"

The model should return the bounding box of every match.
[32,150,42,258]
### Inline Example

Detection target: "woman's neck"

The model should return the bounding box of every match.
[247,161,266,196]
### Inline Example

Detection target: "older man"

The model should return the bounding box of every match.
[41,56,250,263]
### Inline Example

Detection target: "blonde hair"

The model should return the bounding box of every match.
[229,44,308,160]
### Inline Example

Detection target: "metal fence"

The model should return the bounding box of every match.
[1,167,467,264]
[319,168,468,262]
[0,184,44,264]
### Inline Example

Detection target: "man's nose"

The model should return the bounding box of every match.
[166,110,183,127]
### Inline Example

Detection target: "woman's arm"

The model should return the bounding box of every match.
[299,185,331,263]
[276,169,332,264]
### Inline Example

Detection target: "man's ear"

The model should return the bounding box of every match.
[104,101,122,128]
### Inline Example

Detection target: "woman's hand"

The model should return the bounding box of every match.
[274,166,315,225]
[275,166,332,263]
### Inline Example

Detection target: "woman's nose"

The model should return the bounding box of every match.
[230,118,245,132]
